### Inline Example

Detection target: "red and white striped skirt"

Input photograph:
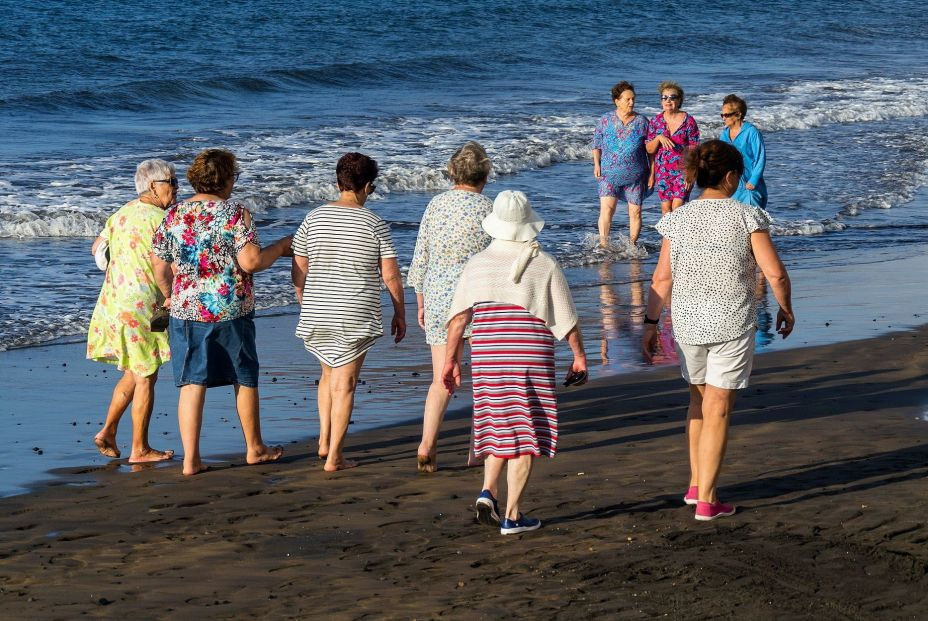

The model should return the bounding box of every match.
[470,302,557,459]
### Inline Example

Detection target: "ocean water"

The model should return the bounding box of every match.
[1,0,927,350]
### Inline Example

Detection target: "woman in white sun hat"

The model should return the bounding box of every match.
[443,190,588,536]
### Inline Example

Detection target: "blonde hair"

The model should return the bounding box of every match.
[658,81,685,106]
[447,141,491,186]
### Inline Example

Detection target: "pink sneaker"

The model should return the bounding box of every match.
[695,501,736,521]
[683,486,698,506]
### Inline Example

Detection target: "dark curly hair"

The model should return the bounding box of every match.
[685,140,744,189]
[336,152,379,192]
[611,81,635,101]
[187,149,238,195]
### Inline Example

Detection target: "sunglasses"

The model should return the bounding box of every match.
[234,171,242,182]
[661,94,680,101]
[368,183,377,193]
[720,112,739,118]
[154,178,179,188]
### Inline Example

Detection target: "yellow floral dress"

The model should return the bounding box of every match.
[86,199,171,376]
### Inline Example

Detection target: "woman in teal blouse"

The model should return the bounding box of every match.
[720,94,768,208]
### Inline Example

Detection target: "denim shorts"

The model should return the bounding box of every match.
[169,312,259,388]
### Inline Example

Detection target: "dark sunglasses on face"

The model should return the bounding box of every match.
[368,184,376,193]
[234,171,242,182]
[661,94,680,101]
[720,112,739,118]
[154,178,179,188]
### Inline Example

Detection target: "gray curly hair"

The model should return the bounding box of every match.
[134,159,176,196]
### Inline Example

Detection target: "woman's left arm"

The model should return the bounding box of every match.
[751,231,794,338]
[746,128,766,190]
[291,255,308,305]
[380,256,407,343]
[236,209,293,274]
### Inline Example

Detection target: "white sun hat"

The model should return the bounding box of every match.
[481,190,545,242]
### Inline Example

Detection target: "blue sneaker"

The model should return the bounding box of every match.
[499,514,541,535]
[475,490,500,526]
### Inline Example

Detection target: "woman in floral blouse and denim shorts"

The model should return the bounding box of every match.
[642,140,795,522]
[152,149,292,476]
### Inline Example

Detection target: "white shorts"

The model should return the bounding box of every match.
[675,329,756,390]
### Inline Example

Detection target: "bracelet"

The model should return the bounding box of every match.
[643,315,660,325]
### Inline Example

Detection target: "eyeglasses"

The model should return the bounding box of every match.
[154,178,179,188]
[368,184,376,193]
[661,94,680,101]
[720,112,739,118]
[234,171,241,182]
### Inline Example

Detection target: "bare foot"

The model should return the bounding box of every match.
[324,458,358,472]
[183,464,210,476]
[128,448,174,464]
[246,444,284,466]
[317,437,329,460]
[416,454,437,473]
[94,433,120,458]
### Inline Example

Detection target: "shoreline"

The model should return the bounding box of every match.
[1,325,927,618]
[2,242,928,496]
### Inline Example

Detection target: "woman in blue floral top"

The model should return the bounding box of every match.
[152,149,292,476]
[592,81,650,246]
[407,142,493,472]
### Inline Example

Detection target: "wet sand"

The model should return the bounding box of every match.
[1,325,927,619]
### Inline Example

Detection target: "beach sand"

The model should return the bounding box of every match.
[1,324,927,619]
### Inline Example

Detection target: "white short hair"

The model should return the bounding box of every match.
[134,159,175,195]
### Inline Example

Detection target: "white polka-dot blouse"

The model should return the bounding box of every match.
[655,198,772,345]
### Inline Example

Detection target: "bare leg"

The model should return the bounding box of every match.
[660,200,672,215]
[128,371,174,463]
[598,196,618,247]
[317,364,332,458]
[234,384,283,466]
[696,385,738,503]
[627,203,642,244]
[686,384,706,488]
[94,370,135,457]
[417,344,461,472]
[671,198,685,212]
[504,455,534,520]
[178,385,207,475]
[482,455,506,498]
[324,354,366,472]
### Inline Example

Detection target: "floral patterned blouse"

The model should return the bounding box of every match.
[592,111,650,186]
[407,189,493,345]
[86,199,171,376]
[152,199,258,322]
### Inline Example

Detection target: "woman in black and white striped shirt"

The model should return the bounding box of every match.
[292,152,406,471]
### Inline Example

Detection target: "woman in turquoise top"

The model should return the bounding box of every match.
[720,94,768,208]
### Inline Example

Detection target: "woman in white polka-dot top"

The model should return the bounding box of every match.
[642,139,795,522]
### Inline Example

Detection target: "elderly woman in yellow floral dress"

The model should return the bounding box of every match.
[87,159,177,462]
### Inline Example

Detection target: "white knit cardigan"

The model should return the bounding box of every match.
[446,239,579,340]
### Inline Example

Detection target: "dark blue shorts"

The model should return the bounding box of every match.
[169,313,259,388]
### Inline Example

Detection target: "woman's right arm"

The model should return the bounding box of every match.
[442,309,472,394]
[91,236,105,255]
[151,254,174,301]
[641,238,673,361]
[751,231,794,338]
[291,255,308,305]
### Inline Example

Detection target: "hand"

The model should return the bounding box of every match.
[162,297,171,309]
[442,360,461,395]
[278,235,294,257]
[745,182,755,191]
[776,308,795,339]
[647,175,655,190]
[564,355,588,386]
[391,314,407,343]
[593,164,602,179]
[658,135,675,150]
[641,324,659,363]
[417,305,426,330]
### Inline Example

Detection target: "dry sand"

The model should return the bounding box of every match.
[1,327,927,620]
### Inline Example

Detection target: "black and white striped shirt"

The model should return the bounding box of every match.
[293,205,397,366]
